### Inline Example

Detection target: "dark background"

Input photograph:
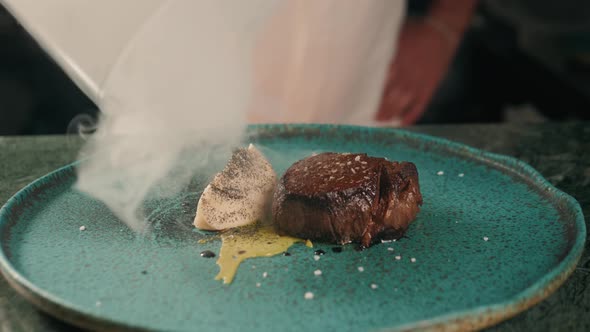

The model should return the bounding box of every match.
[0,2,589,135]
[0,5,97,135]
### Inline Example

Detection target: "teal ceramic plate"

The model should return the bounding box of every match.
[0,125,585,331]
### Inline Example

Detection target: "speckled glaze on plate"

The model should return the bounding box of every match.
[0,124,585,332]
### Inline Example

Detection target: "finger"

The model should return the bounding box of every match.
[376,85,416,122]
[401,98,428,126]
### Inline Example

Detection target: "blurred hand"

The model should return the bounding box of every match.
[376,18,456,125]
[376,0,477,126]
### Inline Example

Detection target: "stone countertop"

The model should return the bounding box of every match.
[0,123,588,331]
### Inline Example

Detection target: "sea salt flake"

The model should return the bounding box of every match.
[262,272,268,278]
[314,255,321,261]
[395,256,401,260]
[483,236,489,241]
[314,270,322,276]
[437,171,444,176]
[256,282,261,287]
[79,226,86,231]
[387,247,394,251]
[304,292,314,300]
[371,284,379,289]
[357,266,364,272]
[458,173,465,177]
[410,257,416,263]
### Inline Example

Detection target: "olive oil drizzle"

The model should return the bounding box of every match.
[215,224,302,284]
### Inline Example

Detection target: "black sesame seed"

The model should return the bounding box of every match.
[314,249,326,256]
[200,250,216,258]
[331,247,343,253]
[354,245,366,252]
[141,270,148,275]
[283,252,291,256]
[238,250,246,255]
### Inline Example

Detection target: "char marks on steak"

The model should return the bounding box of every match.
[272,153,422,248]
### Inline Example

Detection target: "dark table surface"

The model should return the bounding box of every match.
[0,122,588,331]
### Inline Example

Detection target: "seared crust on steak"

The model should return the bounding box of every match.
[272,153,422,248]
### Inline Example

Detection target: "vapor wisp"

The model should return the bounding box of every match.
[75,0,256,232]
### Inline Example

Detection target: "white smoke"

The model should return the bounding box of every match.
[75,0,267,231]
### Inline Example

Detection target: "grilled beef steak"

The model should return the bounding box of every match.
[272,153,422,248]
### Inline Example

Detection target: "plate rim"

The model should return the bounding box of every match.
[0,124,586,332]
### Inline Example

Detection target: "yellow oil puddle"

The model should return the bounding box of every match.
[214,224,303,284]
